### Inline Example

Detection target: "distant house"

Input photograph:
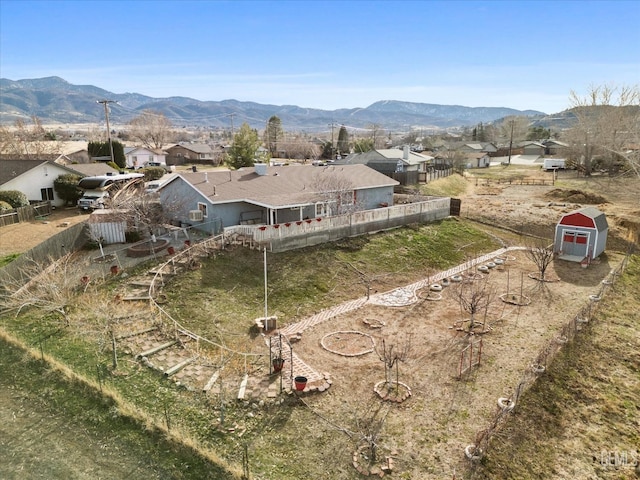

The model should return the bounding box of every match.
[124,146,167,169]
[520,141,545,156]
[463,152,491,168]
[458,143,498,154]
[336,147,433,185]
[55,141,90,164]
[157,163,399,235]
[165,143,220,166]
[543,140,568,156]
[554,207,608,262]
[0,159,116,207]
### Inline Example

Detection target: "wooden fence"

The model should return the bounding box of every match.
[466,252,631,464]
[0,202,53,228]
[473,177,554,187]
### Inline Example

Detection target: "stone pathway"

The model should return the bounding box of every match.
[113,245,525,401]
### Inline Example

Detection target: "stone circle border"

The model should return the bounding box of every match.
[419,290,443,301]
[373,380,412,403]
[321,330,375,357]
[362,318,385,329]
[499,292,531,306]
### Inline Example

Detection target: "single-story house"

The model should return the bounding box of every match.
[464,152,491,168]
[124,146,167,169]
[0,159,118,207]
[554,207,608,262]
[458,143,498,154]
[543,140,568,156]
[157,163,399,235]
[165,143,221,166]
[336,147,433,184]
[520,141,546,156]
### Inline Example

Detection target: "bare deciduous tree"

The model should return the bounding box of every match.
[455,277,495,333]
[312,169,364,215]
[354,402,390,465]
[0,255,78,324]
[498,116,530,147]
[375,335,412,393]
[278,136,321,160]
[525,239,555,282]
[567,84,640,176]
[367,123,387,150]
[0,116,61,159]
[127,110,173,149]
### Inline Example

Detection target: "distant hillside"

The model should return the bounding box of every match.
[0,76,553,130]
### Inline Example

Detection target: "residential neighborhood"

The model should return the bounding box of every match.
[0,82,638,480]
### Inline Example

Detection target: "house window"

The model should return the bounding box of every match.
[200,153,207,159]
[315,202,327,217]
[197,202,208,218]
[40,188,54,201]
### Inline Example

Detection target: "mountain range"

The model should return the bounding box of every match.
[0,76,556,131]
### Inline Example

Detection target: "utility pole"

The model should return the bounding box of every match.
[328,122,336,159]
[228,113,236,139]
[97,99,116,164]
[507,119,514,165]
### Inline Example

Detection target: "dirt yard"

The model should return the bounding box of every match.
[460,169,640,249]
[0,208,87,257]
[1,169,638,479]
[275,248,622,478]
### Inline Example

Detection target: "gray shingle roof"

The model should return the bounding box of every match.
[168,164,398,207]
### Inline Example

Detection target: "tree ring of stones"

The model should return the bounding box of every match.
[320,330,375,357]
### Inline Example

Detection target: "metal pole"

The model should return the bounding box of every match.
[263,247,268,319]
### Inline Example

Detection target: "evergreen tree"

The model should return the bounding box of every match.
[477,122,487,142]
[265,115,283,157]
[227,123,261,169]
[526,126,551,141]
[320,141,333,160]
[88,140,126,168]
[337,125,349,155]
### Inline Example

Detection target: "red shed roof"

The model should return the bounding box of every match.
[558,207,608,231]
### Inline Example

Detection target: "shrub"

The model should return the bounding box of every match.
[53,174,83,206]
[140,167,165,181]
[0,190,29,208]
[0,200,13,212]
[125,230,142,243]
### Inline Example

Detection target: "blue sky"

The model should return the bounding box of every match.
[1,0,638,114]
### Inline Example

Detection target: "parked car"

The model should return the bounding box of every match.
[143,161,173,173]
[311,160,326,166]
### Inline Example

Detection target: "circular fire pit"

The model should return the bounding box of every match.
[127,239,170,257]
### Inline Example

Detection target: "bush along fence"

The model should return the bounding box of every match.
[464,251,631,463]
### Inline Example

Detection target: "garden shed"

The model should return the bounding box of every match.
[554,207,608,262]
